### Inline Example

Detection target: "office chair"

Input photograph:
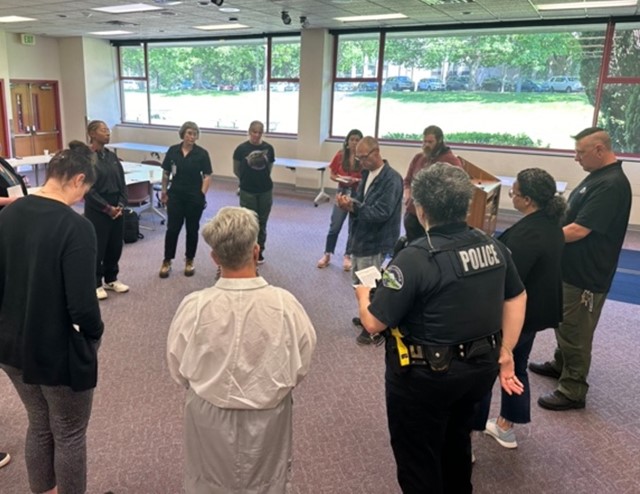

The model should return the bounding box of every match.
[141,159,164,208]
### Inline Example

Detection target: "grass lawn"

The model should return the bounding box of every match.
[124,89,595,149]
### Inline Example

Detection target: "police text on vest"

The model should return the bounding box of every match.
[458,244,501,273]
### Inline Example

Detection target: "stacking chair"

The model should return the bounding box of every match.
[141,159,164,208]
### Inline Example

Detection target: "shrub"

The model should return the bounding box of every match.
[382,131,545,147]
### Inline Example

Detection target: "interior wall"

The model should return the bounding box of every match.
[6,33,61,80]
[58,37,87,147]
[0,31,11,155]
[82,37,120,133]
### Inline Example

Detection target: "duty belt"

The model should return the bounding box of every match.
[389,328,501,373]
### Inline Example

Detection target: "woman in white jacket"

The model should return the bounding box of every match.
[167,206,317,494]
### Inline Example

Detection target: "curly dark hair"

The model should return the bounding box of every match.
[517,168,566,224]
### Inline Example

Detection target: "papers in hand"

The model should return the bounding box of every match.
[354,265,381,288]
[7,185,25,198]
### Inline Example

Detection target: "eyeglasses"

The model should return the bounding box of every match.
[508,188,523,198]
[355,148,378,163]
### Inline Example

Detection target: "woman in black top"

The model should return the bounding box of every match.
[84,120,129,301]
[0,157,28,210]
[474,168,566,449]
[233,120,275,263]
[159,121,212,278]
[0,142,104,494]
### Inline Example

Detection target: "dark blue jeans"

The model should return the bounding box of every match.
[473,329,537,428]
[324,187,354,255]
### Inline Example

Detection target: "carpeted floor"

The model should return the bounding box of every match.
[1,178,639,494]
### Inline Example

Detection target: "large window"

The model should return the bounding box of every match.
[118,36,300,134]
[595,23,640,153]
[331,23,640,153]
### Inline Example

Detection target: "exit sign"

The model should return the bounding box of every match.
[20,34,36,46]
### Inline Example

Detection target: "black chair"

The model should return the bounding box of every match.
[141,160,164,208]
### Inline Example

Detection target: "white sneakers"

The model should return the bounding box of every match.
[104,281,130,293]
[97,280,130,300]
[484,418,518,449]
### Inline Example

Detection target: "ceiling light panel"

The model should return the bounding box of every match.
[92,3,164,14]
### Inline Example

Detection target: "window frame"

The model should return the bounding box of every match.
[116,34,301,135]
[329,18,640,156]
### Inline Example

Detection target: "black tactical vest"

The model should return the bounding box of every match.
[401,228,507,345]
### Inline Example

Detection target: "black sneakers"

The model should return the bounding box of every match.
[353,318,384,346]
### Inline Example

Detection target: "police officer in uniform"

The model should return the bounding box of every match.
[355,163,527,494]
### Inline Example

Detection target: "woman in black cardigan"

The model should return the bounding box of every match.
[474,168,567,449]
[0,157,29,211]
[0,142,104,494]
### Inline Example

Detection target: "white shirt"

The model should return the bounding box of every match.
[167,276,316,410]
[364,164,383,195]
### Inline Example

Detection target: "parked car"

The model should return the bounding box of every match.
[122,80,140,90]
[515,79,543,92]
[536,80,551,92]
[180,79,194,90]
[357,81,378,92]
[445,76,469,91]
[480,78,512,92]
[218,81,236,91]
[417,78,445,91]
[547,76,583,93]
[383,76,415,92]
[283,82,299,92]
[238,80,255,91]
[335,82,357,92]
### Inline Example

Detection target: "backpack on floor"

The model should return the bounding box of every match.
[123,208,144,243]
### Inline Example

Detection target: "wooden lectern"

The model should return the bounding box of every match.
[458,157,501,236]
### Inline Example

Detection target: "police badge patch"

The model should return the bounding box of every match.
[382,265,404,290]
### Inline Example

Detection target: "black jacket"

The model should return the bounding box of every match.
[498,210,564,332]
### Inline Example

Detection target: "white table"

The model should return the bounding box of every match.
[122,161,166,222]
[274,157,330,206]
[497,175,568,195]
[7,154,52,186]
[108,142,168,157]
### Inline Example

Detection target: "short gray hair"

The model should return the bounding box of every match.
[411,162,473,225]
[201,207,259,269]
[179,121,199,139]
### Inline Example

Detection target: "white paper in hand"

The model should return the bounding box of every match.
[7,184,24,198]
[355,265,381,288]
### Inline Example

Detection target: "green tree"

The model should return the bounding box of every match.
[581,28,640,152]
[271,41,300,79]
[336,38,379,78]
[120,46,144,78]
